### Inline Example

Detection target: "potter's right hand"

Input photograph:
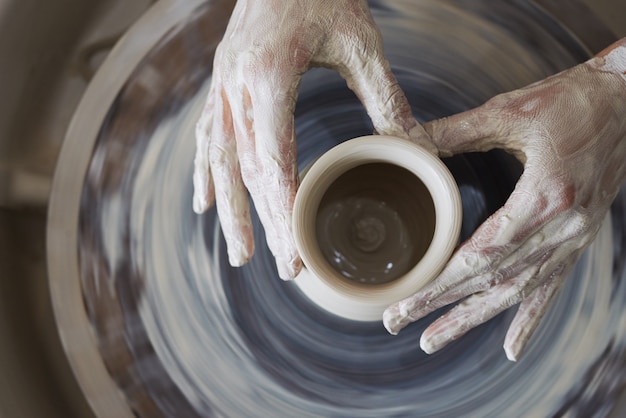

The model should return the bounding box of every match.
[193,0,432,279]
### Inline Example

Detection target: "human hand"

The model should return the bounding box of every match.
[383,38,626,361]
[193,0,432,279]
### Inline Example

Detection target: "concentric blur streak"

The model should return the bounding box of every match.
[49,0,626,416]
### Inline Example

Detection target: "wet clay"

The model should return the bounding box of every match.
[316,163,435,285]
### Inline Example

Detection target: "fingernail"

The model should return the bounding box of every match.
[226,238,253,267]
[192,170,209,213]
[503,339,522,362]
[504,345,519,362]
[193,193,207,214]
[419,333,438,354]
[382,306,403,335]
[275,255,302,281]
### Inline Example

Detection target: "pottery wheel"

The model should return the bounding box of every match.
[47,0,626,416]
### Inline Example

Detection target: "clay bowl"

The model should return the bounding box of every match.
[293,135,462,321]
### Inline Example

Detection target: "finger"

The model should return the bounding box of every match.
[339,46,437,153]
[419,244,575,355]
[209,87,254,267]
[503,253,577,361]
[423,98,508,157]
[384,172,569,334]
[193,81,217,213]
[445,217,585,326]
[419,266,538,354]
[242,77,302,280]
[406,225,561,319]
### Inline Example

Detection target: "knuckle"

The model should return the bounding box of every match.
[241,47,280,80]
[502,283,525,307]
[466,238,507,275]
[567,210,593,235]
[504,292,524,308]
[208,144,229,171]
[564,211,598,247]
[572,211,593,233]
[241,54,261,79]
[239,164,257,189]
[552,181,577,211]
[489,267,509,287]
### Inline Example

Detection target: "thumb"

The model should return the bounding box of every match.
[341,53,437,153]
[423,104,502,157]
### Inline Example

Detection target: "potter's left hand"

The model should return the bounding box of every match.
[192,0,432,280]
[383,38,626,361]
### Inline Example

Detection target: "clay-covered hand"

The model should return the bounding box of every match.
[193,0,431,279]
[383,38,626,361]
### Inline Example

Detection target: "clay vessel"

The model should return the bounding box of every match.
[293,135,462,321]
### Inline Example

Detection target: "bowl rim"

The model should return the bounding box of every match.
[292,135,463,321]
